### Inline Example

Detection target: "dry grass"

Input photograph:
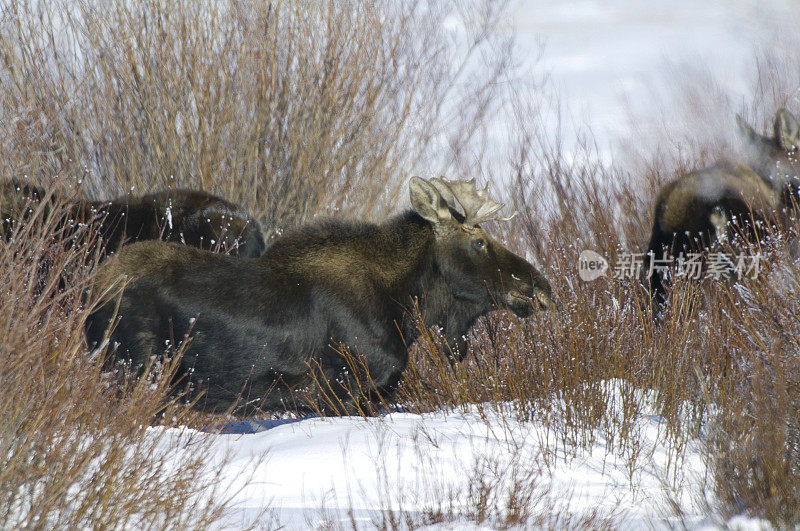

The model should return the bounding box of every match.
[0,0,512,236]
[296,89,800,525]
[0,200,236,528]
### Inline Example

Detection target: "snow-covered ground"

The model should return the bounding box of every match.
[155,2,798,528]
[157,392,709,529]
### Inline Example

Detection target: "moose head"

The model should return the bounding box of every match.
[410,176,553,319]
[737,108,800,201]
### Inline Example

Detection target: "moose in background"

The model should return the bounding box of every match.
[643,108,800,306]
[86,177,554,415]
[0,180,265,258]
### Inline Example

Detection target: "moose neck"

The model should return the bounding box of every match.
[384,211,486,349]
[377,211,438,297]
[738,144,796,192]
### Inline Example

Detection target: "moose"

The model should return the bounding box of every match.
[1,180,265,258]
[644,108,800,306]
[86,177,554,414]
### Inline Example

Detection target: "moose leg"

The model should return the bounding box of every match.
[643,227,671,311]
[709,206,729,247]
[311,335,406,415]
[86,288,166,373]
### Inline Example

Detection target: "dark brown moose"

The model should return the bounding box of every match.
[86,177,554,414]
[644,109,800,306]
[0,180,265,258]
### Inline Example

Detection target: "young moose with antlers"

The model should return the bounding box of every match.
[87,177,553,415]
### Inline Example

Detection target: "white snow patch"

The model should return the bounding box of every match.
[153,384,721,529]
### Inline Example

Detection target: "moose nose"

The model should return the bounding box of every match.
[510,281,554,312]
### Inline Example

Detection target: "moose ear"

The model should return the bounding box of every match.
[736,113,761,145]
[775,108,800,150]
[409,177,453,225]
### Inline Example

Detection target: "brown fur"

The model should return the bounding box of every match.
[655,162,780,236]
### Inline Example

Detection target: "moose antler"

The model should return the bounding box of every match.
[430,177,516,226]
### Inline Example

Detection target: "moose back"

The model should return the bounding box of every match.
[0,182,265,258]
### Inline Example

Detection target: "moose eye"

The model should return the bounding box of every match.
[473,238,486,250]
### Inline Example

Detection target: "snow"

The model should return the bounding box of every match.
[489,0,800,168]
[166,200,174,230]
[146,381,718,529]
[509,0,761,139]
